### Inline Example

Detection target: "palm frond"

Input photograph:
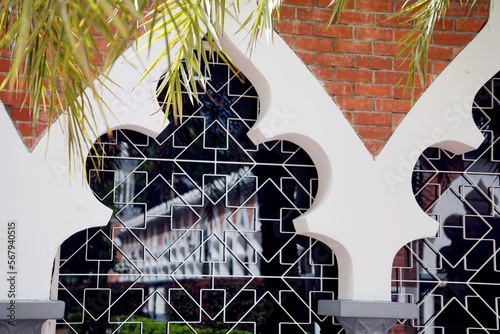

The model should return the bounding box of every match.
[0,0,284,174]
[6,0,466,176]
[136,0,236,120]
[0,0,145,173]
[326,0,354,26]
[239,0,283,50]
[393,0,478,101]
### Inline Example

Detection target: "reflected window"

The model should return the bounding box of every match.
[57,54,338,333]
[402,71,500,333]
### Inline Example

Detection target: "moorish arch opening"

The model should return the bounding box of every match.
[53,50,500,334]
[56,53,342,333]
[407,71,500,333]
[49,51,500,334]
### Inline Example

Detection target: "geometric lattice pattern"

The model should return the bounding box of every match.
[56,54,340,333]
[57,59,500,334]
[405,71,500,334]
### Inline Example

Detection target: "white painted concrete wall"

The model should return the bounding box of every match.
[1,0,499,306]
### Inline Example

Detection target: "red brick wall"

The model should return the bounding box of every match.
[0,45,49,150]
[0,0,489,154]
[276,0,488,155]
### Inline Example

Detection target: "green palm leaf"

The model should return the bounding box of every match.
[0,0,145,172]
[0,0,480,175]
[326,0,479,102]
[0,0,283,174]
[393,0,478,101]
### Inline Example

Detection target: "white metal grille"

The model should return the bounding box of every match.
[56,57,500,334]
[56,54,340,334]
[406,71,500,333]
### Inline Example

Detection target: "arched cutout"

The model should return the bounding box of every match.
[409,70,500,333]
[56,54,341,333]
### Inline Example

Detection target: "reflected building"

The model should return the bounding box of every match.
[58,54,337,334]
[411,71,500,333]
[58,66,500,334]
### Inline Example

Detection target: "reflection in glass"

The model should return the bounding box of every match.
[57,54,339,334]
[406,71,500,333]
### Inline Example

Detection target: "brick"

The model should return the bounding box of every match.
[334,40,372,54]
[314,24,353,38]
[37,109,53,123]
[283,0,315,6]
[90,52,104,67]
[94,38,111,52]
[394,58,433,74]
[16,121,33,137]
[110,23,120,37]
[355,126,392,140]
[0,75,7,90]
[33,123,48,137]
[295,50,315,64]
[355,27,393,41]
[279,6,296,19]
[376,14,411,28]
[323,81,353,95]
[374,98,411,113]
[393,86,425,100]
[434,32,473,46]
[455,18,487,31]
[317,0,355,9]
[434,18,454,31]
[411,72,433,87]
[0,91,27,106]
[374,71,404,85]
[343,112,354,123]
[316,53,353,66]
[1,74,28,90]
[425,73,438,86]
[336,68,372,83]
[281,35,294,48]
[432,60,449,73]
[475,4,489,18]
[395,1,408,12]
[356,55,393,70]
[310,66,334,80]
[354,112,392,126]
[373,42,408,57]
[90,26,102,37]
[364,140,386,155]
[390,323,409,334]
[10,107,31,122]
[394,29,420,42]
[428,45,453,60]
[355,83,392,97]
[452,46,464,58]
[335,96,373,110]
[393,248,407,266]
[393,58,409,72]
[297,8,332,22]
[275,21,314,35]
[337,12,375,25]
[446,3,473,16]
[356,0,394,13]
[0,58,11,72]
[23,137,38,151]
[295,36,333,51]
[354,126,392,140]
[393,113,406,126]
